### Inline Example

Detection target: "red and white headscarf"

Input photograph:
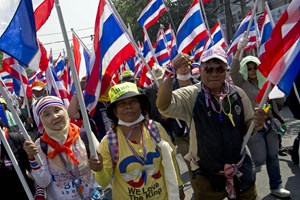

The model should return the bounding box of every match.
[33,96,66,133]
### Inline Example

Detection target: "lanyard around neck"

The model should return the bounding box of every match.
[121,126,147,166]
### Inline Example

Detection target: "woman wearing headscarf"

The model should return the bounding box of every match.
[89,82,184,200]
[23,96,100,200]
[229,41,290,198]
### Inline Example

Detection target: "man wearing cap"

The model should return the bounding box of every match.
[170,53,199,156]
[157,45,267,199]
[32,80,47,102]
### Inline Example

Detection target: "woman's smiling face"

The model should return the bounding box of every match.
[41,106,68,131]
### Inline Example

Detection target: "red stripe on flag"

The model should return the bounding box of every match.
[254,81,274,102]
[258,4,300,77]
[34,0,54,31]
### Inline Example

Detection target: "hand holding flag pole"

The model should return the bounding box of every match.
[240,81,273,154]
[54,0,97,158]
[0,84,43,166]
[238,0,259,61]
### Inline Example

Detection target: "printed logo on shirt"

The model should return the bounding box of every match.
[119,147,162,188]
[235,105,241,116]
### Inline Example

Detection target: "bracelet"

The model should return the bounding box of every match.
[179,185,184,189]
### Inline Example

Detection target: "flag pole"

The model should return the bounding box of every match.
[143,27,160,65]
[240,81,273,154]
[46,65,62,99]
[47,51,62,99]
[293,83,300,104]
[54,0,97,157]
[163,1,177,33]
[239,0,260,61]
[159,24,171,55]
[253,14,260,55]
[0,84,43,165]
[265,1,275,27]
[218,18,229,47]
[71,28,92,55]
[0,129,34,200]
[199,0,213,45]
[127,23,144,77]
[106,0,160,88]
[18,72,33,128]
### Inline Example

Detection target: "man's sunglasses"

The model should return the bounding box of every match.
[203,65,226,74]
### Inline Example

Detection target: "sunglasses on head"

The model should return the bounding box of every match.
[248,66,257,71]
[203,65,226,74]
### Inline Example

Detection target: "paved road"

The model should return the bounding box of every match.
[178,106,300,200]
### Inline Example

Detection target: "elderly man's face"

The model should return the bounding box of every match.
[200,59,227,93]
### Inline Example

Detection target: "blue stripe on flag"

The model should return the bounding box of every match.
[0,0,38,66]
[277,50,300,95]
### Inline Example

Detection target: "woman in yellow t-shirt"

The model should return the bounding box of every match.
[89,82,184,200]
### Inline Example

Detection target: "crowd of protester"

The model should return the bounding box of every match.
[1,37,299,200]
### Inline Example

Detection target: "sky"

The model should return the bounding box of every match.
[37,0,100,58]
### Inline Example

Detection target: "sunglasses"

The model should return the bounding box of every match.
[248,66,257,71]
[203,65,226,74]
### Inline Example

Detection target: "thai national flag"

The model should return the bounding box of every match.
[137,0,166,29]
[28,69,46,86]
[134,53,143,76]
[54,53,69,93]
[120,57,136,73]
[0,70,14,93]
[163,25,178,60]
[1,53,30,98]
[72,34,89,79]
[138,31,155,88]
[256,0,300,101]
[154,28,170,66]
[45,52,70,107]
[227,12,257,55]
[54,53,67,79]
[33,0,55,31]
[258,10,273,60]
[165,25,172,51]
[176,0,208,54]
[191,36,208,62]
[0,0,39,68]
[85,0,135,113]
[203,21,227,51]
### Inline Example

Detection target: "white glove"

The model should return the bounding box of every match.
[237,33,249,50]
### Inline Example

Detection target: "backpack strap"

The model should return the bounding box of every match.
[107,128,119,168]
[144,119,161,143]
